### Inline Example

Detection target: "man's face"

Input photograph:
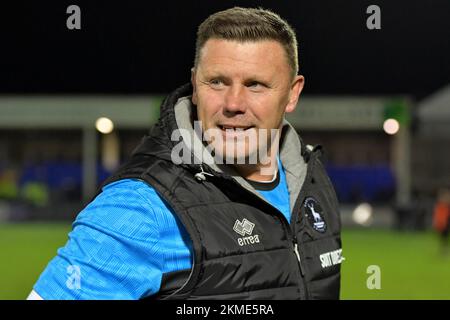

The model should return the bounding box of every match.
[192,39,304,163]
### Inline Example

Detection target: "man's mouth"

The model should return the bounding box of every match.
[218,124,254,131]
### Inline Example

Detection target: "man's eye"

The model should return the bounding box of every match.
[210,79,224,86]
[247,81,267,90]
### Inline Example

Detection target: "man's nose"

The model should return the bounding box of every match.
[223,85,246,114]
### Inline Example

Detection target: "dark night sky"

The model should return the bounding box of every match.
[1,0,449,100]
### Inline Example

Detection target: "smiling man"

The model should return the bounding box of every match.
[29,7,342,300]
[192,37,303,180]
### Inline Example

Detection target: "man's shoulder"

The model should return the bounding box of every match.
[101,178,158,197]
[76,178,174,232]
[99,178,167,207]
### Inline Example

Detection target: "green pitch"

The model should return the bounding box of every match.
[0,223,449,300]
[340,229,450,299]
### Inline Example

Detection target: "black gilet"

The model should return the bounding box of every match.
[99,84,342,300]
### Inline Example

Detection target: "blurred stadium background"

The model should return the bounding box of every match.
[0,1,449,299]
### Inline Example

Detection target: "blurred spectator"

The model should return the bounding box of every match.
[411,191,429,231]
[394,203,412,231]
[0,168,19,200]
[21,181,49,208]
[433,187,450,255]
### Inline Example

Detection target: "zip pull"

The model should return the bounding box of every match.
[294,241,310,300]
[194,165,214,181]
[294,242,305,276]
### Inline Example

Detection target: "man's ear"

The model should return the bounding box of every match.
[191,68,198,105]
[285,75,305,113]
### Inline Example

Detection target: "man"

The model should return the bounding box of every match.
[433,187,450,255]
[28,7,342,300]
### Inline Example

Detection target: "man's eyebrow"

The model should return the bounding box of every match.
[202,72,270,83]
[200,71,227,78]
[244,76,268,83]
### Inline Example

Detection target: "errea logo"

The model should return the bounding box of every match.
[233,218,254,236]
[233,218,260,246]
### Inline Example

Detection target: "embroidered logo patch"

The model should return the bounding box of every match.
[233,218,255,236]
[233,218,260,246]
[303,197,327,233]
